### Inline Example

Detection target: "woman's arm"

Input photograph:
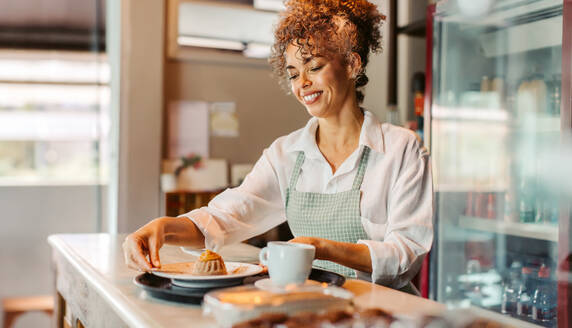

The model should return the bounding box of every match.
[358,137,433,288]
[123,142,287,271]
[289,237,372,273]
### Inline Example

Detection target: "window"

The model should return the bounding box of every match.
[0,50,110,185]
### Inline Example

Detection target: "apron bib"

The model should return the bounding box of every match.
[285,147,370,278]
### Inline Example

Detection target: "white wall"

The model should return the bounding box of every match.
[0,185,105,327]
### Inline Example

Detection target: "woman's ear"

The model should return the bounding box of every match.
[348,52,363,79]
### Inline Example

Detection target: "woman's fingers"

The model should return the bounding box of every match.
[148,236,162,268]
[130,252,152,271]
[123,235,152,271]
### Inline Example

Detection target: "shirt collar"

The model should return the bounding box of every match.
[286,110,386,158]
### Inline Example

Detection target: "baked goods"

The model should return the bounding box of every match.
[192,249,227,275]
[232,309,393,328]
[233,313,288,328]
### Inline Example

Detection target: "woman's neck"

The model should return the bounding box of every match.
[316,107,364,154]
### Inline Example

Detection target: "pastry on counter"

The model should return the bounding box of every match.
[232,308,393,328]
[232,313,288,328]
[192,249,227,275]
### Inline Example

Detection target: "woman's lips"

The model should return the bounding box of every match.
[302,91,323,105]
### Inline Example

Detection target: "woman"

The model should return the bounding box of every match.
[123,0,433,291]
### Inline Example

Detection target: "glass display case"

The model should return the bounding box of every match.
[427,0,571,327]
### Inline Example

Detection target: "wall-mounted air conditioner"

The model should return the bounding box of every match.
[177,1,279,57]
[253,0,285,12]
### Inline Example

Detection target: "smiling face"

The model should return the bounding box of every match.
[285,43,358,119]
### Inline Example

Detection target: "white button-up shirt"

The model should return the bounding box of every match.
[183,110,433,288]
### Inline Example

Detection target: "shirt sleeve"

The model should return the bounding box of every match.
[179,147,286,250]
[356,138,434,289]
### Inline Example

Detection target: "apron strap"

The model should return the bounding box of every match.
[352,147,371,190]
[289,151,306,190]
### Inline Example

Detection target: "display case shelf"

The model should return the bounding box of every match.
[435,184,507,193]
[458,216,558,242]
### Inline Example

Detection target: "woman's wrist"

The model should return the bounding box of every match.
[316,238,334,260]
[161,216,205,247]
[158,216,178,237]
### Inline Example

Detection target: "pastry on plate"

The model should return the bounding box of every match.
[192,249,227,275]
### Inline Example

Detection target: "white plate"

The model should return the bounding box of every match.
[152,262,263,288]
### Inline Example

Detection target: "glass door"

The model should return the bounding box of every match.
[430,0,566,326]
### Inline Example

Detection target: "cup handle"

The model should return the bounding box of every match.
[259,247,269,266]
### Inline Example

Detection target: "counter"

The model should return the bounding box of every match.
[48,234,444,327]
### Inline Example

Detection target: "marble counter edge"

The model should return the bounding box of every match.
[48,233,161,328]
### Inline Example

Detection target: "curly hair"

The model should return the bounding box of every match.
[269,0,385,104]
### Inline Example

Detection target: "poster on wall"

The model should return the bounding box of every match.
[168,101,209,158]
[209,102,239,137]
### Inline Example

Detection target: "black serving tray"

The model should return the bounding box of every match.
[134,267,346,305]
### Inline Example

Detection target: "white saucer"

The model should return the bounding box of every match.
[254,278,325,293]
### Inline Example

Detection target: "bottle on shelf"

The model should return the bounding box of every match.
[501,261,523,315]
[548,202,559,225]
[547,74,561,116]
[516,266,534,318]
[465,192,474,216]
[534,199,545,224]
[544,197,559,225]
[503,191,517,223]
[481,76,491,92]
[475,192,486,218]
[531,265,557,323]
[486,193,496,219]
[518,178,535,223]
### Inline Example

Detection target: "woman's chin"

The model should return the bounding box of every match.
[304,105,327,118]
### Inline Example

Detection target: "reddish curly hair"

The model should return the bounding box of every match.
[269,0,385,104]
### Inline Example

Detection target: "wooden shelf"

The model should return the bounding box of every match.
[458,215,558,242]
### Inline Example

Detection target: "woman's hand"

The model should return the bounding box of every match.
[289,236,327,259]
[123,218,166,271]
[123,216,207,272]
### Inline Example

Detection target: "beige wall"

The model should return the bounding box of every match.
[108,0,165,232]
[362,0,392,122]
[164,58,309,165]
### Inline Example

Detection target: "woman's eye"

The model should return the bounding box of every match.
[288,74,299,80]
[310,66,323,72]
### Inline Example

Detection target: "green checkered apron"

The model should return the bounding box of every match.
[285,146,371,278]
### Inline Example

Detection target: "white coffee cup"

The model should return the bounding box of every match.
[259,241,315,287]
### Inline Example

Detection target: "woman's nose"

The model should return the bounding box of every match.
[299,74,312,88]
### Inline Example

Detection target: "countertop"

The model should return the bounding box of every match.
[48,233,445,327]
